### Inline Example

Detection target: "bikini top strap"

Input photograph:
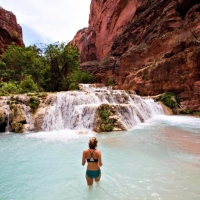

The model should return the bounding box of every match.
[89,149,95,156]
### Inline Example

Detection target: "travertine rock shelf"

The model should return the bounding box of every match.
[0,85,164,133]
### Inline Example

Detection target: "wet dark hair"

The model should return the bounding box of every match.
[88,137,98,149]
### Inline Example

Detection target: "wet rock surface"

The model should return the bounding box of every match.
[0,94,50,133]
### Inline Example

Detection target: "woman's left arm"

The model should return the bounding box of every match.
[82,150,86,166]
[98,151,103,167]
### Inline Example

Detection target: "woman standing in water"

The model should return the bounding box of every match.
[82,137,103,185]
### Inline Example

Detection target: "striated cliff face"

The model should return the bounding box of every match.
[72,0,142,62]
[0,6,24,54]
[72,0,200,111]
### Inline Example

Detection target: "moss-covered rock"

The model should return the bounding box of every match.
[158,92,180,114]
[93,104,127,133]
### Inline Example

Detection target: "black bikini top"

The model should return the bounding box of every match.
[87,149,98,163]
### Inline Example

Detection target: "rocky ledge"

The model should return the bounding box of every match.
[0,94,53,133]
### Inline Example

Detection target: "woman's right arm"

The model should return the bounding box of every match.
[82,150,86,166]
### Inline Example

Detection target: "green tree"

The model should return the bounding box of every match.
[43,42,80,91]
[1,43,46,87]
[1,42,81,93]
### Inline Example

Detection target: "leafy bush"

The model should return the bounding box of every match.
[65,69,93,90]
[0,82,18,95]
[179,109,194,114]
[104,125,113,132]
[29,97,39,111]
[80,71,93,83]
[69,69,93,84]
[69,82,79,90]
[159,92,177,108]
[0,61,6,68]
[179,110,200,116]
[108,78,114,86]
[98,105,116,132]
[19,76,39,93]
[193,112,200,116]
[99,107,110,120]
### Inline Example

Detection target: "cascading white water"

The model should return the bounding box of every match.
[42,84,164,131]
[0,97,10,132]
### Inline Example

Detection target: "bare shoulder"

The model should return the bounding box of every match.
[83,149,88,154]
[96,149,102,155]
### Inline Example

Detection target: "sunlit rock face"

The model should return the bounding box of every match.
[0,6,24,54]
[72,0,142,62]
[72,0,200,111]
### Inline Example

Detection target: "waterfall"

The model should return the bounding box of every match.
[0,97,10,132]
[42,84,164,132]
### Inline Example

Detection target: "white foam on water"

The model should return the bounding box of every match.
[130,115,200,133]
[26,129,96,143]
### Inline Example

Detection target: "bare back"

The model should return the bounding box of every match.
[82,149,103,170]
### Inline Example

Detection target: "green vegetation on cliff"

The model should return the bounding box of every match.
[159,92,180,109]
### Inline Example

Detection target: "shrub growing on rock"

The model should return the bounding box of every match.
[29,97,39,111]
[159,92,179,109]
[98,104,116,132]
[108,78,114,86]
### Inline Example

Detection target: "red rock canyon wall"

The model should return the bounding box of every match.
[0,6,24,54]
[72,0,142,62]
[72,0,200,111]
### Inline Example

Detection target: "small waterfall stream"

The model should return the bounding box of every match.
[0,97,10,132]
[42,84,164,131]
